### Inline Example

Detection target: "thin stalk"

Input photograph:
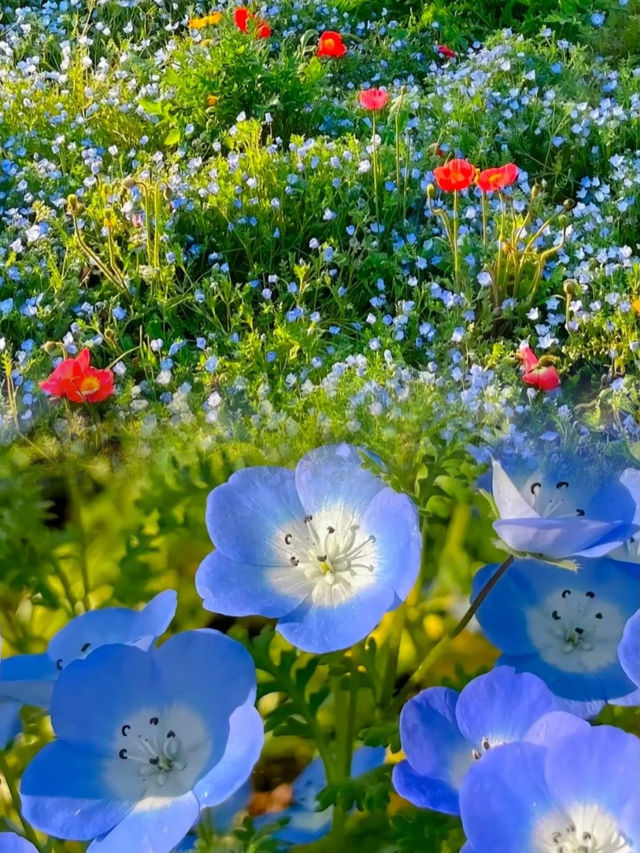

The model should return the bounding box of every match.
[481,191,488,251]
[67,473,91,611]
[494,194,506,302]
[0,752,43,850]
[380,603,405,707]
[452,190,460,286]
[371,114,381,230]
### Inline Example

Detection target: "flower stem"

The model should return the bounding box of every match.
[380,603,405,707]
[0,751,42,850]
[452,190,460,286]
[371,114,381,230]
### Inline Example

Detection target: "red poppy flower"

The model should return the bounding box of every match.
[317,31,347,58]
[358,89,389,111]
[476,163,519,193]
[40,349,115,404]
[234,7,271,37]
[433,158,476,192]
[437,44,456,58]
[519,346,560,392]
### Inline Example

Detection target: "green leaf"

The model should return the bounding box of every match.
[164,128,182,146]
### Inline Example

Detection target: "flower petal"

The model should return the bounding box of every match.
[392,760,461,815]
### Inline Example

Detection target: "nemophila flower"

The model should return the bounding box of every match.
[257,747,384,843]
[476,163,518,192]
[613,610,639,706]
[518,345,560,392]
[608,468,640,563]
[437,44,457,59]
[392,667,561,816]
[490,452,639,559]
[196,444,421,654]
[459,725,639,853]
[234,8,270,38]
[433,159,476,192]
[358,89,389,111]
[40,349,114,403]
[473,557,639,701]
[0,591,176,742]
[317,31,347,58]
[188,11,222,29]
[21,630,263,853]
[0,834,38,853]
[173,781,250,850]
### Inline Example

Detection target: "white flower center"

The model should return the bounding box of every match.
[536,805,631,853]
[283,513,377,589]
[526,477,589,519]
[527,588,625,674]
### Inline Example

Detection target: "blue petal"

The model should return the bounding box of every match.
[544,726,639,846]
[276,581,395,653]
[21,741,136,840]
[459,743,552,853]
[208,780,251,832]
[88,791,199,853]
[204,466,305,564]
[269,802,332,844]
[551,694,605,718]
[618,610,639,689]
[493,516,631,559]
[360,488,421,601]
[294,444,384,525]
[0,699,22,748]
[351,746,386,777]
[0,833,38,853]
[48,590,176,671]
[523,711,589,746]
[0,653,57,707]
[399,688,464,777]
[193,703,262,809]
[392,760,461,815]
[196,550,310,619]
[455,667,559,747]
[609,688,640,707]
[290,755,326,808]
[472,561,538,655]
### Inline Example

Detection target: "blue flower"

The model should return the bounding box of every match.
[473,557,639,701]
[459,724,639,853]
[611,610,639,707]
[0,591,176,745]
[392,667,561,815]
[21,630,263,853]
[196,444,421,653]
[490,456,638,559]
[0,834,38,853]
[256,747,385,843]
[172,781,250,850]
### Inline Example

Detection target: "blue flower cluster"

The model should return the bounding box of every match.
[0,441,638,851]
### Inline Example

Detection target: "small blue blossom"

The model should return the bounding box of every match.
[196,444,421,653]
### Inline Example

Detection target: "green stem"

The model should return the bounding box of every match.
[452,190,460,286]
[0,752,43,850]
[371,113,381,229]
[380,604,405,707]
[67,473,91,611]
[481,191,488,252]
[329,672,358,845]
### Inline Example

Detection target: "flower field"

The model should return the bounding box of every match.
[0,0,638,850]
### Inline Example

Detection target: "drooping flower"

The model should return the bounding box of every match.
[21,630,263,853]
[256,747,384,843]
[518,345,560,392]
[358,89,389,110]
[392,667,561,815]
[40,349,115,403]
[188,11,222,29]
[233,7,271,38]
[436,44,457,58]
[433,158,476,192]
[317,31,347,58]
[476,163,518,192]
[196,444,421,654]
[0,591,176,744]
[0,834,38,853]
[459,725,639,853]
[473,557,639,701]
[490,453,639,559]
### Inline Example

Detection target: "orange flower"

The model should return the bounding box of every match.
[317,31,347,58]
[358,88,389,110]
[206,94,219,107]
[188,11,222,29]
[234,7,271,38]
[433,158,476,192]
[476,163,519,193]
[40,349,115,404]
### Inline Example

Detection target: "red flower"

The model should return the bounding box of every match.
[433,158,476,192]
[358,88,389,111]
[317,31,347,58]
[476,163,519,193]
[40,349,115,404]
[518,346,560,392]
[234,7,271,37]
[437,44,456,58]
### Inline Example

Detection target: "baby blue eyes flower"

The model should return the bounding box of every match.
[257,747,385,843]
[0,834,38,853]
[392,667,560,816]
[473,557,639,701]
[0,591,177,723]
[490,456,639,559]
[459,725,639,853]
[613,610,639,706]
[196,444,421,654]
[21,630,263,853]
